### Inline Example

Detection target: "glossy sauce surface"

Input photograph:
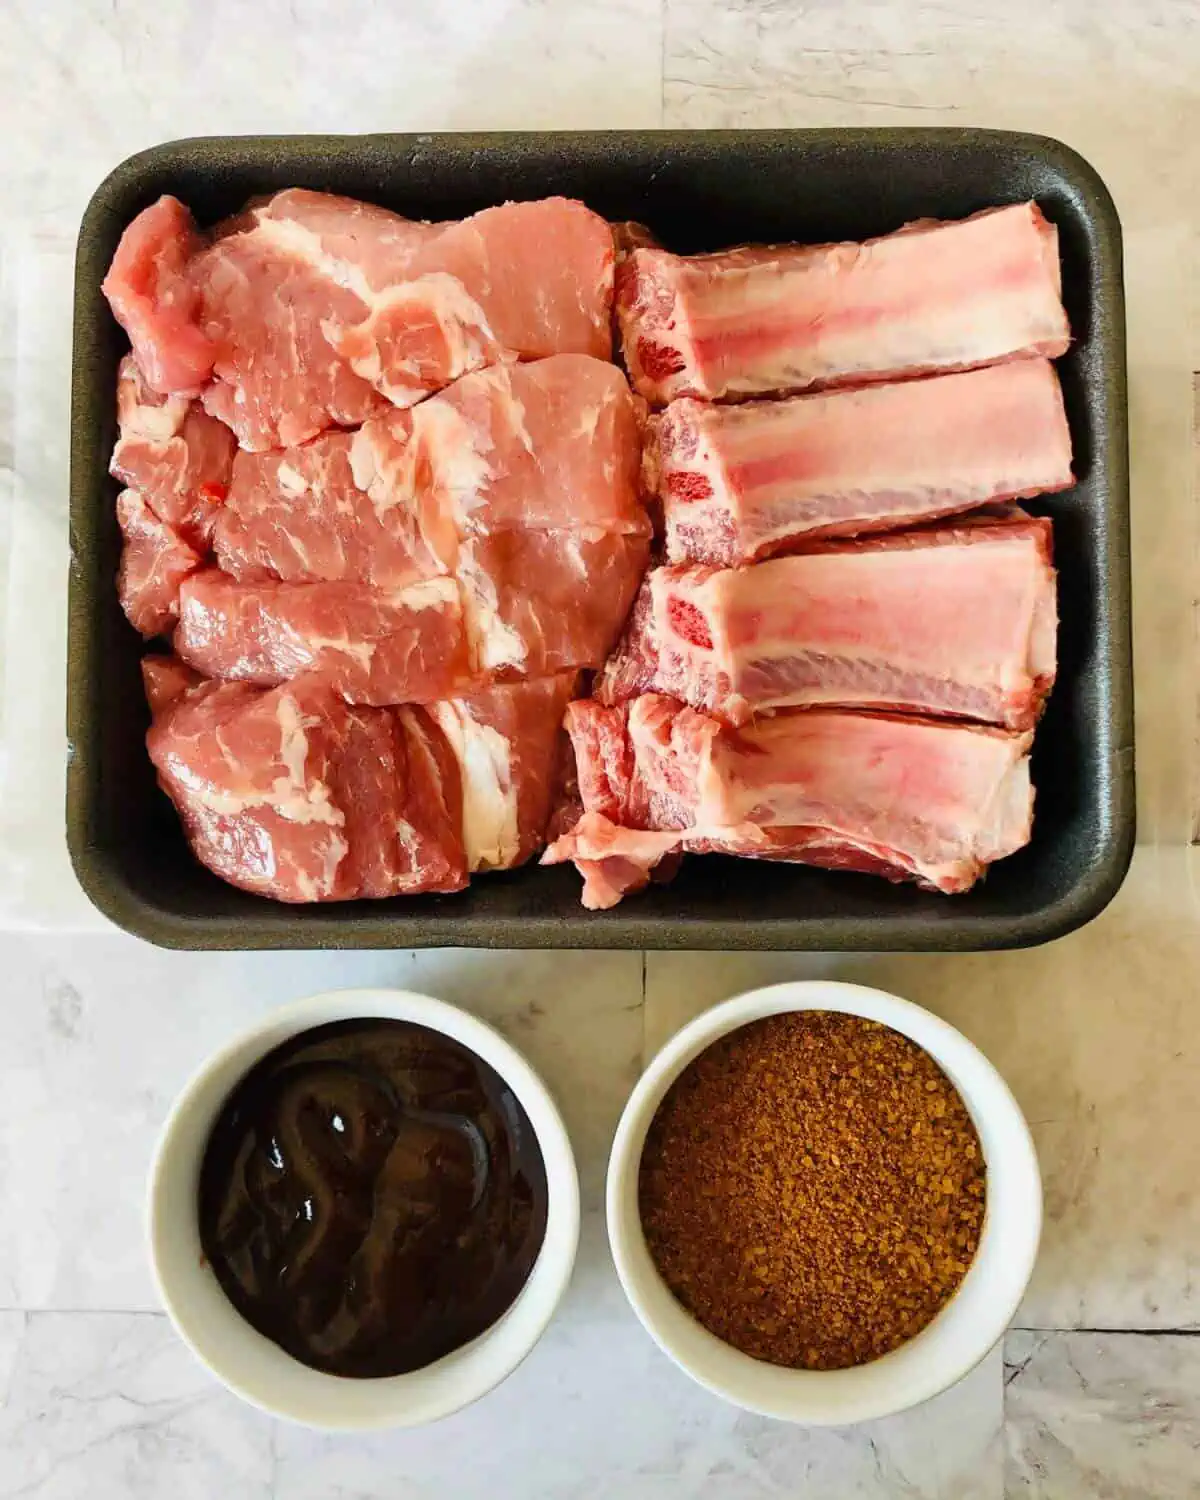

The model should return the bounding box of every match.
[198,1019,548,1378]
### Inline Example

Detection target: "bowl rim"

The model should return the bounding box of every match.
[606,979,1042,1425]
[147,986,580,1430]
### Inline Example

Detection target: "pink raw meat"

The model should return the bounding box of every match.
[173,570,470,705]
[391,707,470,893]
[650,359,1074,565]
[209,361,648,677]
[101,197,216,394]
[598,511,1057,730]
[428,674,579,871]
[457,529,650,677]
[145,671,358,901]
[542,811,684,910]
[329,198,614,406]
[543,696,1034,907]
[116,489,203,638]
[192,188,432,448]
[213,431,442,588]
[560,698,646,828]
[142,655,204,714]
[143,661,467,900]
[194,213,389,451]
[617,202,1070,406]
[349,355,649,565]
[183,191,613,448]
[333,704,468,898]
[110,354,236,547]
[542,697,722,907]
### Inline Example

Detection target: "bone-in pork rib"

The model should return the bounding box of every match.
[649,358,1073,565]
[618,202,1070,406]
[598,511,1057,731]
[543,696,1034,907]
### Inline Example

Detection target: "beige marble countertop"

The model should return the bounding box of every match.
[1,2,1198,1495]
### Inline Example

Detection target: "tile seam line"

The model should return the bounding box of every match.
[1009,1324,1200,1337]
[0,1307,168,1317]
[640,947,647,1067]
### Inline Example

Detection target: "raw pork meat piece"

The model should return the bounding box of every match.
[143,660,467,900]
[617,202,1070,405]
[428,674,578,871]
[458,529,650,676]
[543,696,1034,907]
[598,511,1057,730]
[141,654,204,713]
[213,431,442,588]
[116,489,203,638]
[104,189,615,445]
[349,355,649,567]
[194,218,389,451]
[178,190,613,448]
[327,197,614,406]
[332,704,468,898]
[210,360,649,677]
[542,811,684,910]
[111,354,236,546]
[145,671,358,902]
[173,570,470,705]
[650,359,1073,565]
[101,196,216,394]
[688,708,1032,878]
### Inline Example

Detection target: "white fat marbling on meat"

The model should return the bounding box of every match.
[414,402,494,523]
[291,829,350,902]
[253,214,380,305]
[428,702,519,871]
[455,554,525,673]
[275,461,308,496]
[392,576,461,612]
[395,818,420,866]
[340,336,387,390]
[490,367,535,457]
[348,423,391,501]
[568,397,605,445]
[165,695,345,830]
[303,636,378,672]
[396,272,497,369]
[349,418,432,535]
[281,530,315,575]
[120,396,189,445]
[336,273,501,405]
[276,693,311,788]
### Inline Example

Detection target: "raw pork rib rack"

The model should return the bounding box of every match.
[103,189,1071,908]
[549,199,1073,908]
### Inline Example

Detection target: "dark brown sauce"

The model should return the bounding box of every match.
[197,1018,548,1378]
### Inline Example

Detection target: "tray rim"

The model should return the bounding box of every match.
[66,126,1135,952]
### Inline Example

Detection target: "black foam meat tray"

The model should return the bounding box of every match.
[67,129,1134,950]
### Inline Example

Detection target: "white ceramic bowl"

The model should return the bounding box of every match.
[148,988,580,1430]
[607,980,1041,1425]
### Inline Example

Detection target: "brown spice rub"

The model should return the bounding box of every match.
[638,1011,986,1371]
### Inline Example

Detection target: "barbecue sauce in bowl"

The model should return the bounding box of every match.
[197,1019,548,1378]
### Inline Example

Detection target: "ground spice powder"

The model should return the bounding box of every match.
[638,1011,986,1370]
